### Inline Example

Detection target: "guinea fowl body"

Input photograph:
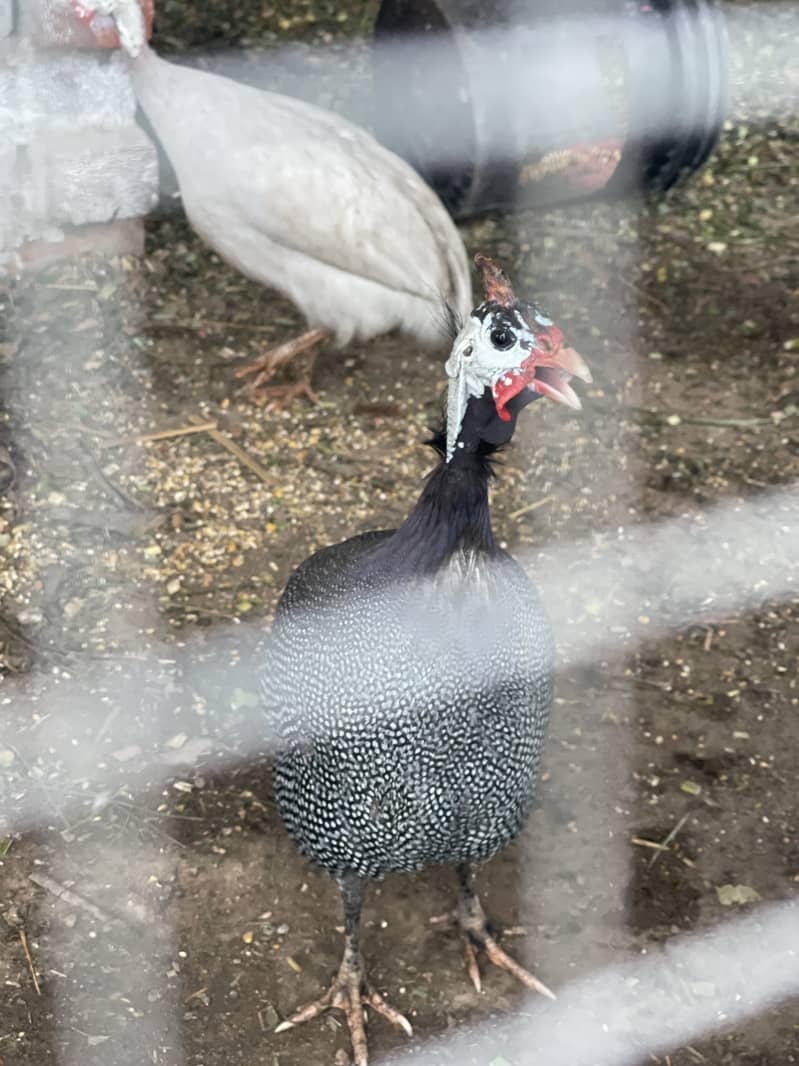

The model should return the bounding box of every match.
[127,45,472,344]
[258,255,591,1060]
[266,449,554,880]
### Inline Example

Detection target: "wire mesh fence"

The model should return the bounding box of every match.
[1,2,797,1065]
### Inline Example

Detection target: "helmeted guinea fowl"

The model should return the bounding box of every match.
[71,0,472,404]
[262,255,591,1065]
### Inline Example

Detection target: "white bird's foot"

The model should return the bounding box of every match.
[235,326,328,404]
[253,379,320,409]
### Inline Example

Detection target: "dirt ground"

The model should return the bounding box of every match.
[1,2,798,1065]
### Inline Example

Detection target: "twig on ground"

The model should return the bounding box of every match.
[19,928,41,995]
[509,495,554,520]
[632,837,670,852]
[44,283,97,292]
[29,872,116,925]
[100,420,219,448]
[650,813,691,868]
[189,415,272,484]
[685,1046,707,1062]
[617,276,670,313]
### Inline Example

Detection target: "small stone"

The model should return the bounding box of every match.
[63,597,84,620]
[715,883,761,906]
[111,745,141,762]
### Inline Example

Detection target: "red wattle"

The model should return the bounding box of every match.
[492,355,538,421]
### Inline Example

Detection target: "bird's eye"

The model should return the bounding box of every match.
[462,344,473,360]
[490,326,515,350]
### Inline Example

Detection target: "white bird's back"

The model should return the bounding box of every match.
[129,45,472,346]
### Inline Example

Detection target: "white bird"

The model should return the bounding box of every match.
[72,0,472,403]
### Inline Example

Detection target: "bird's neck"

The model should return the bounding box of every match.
[379,453,497,577]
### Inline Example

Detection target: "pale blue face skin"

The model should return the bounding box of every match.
[444,303,551,463]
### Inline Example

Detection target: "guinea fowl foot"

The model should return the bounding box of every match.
[275,942,412,1066]
[455,863,556,1000]
[234,326,329,404]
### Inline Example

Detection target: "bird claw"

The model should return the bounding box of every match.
[233,326,328,405]
[276,960,412,1066]
[250,380,320,409]
[473,931,556,1000]
[454,876,555,1000]
[457,919,555,999]
[464,939,482,993]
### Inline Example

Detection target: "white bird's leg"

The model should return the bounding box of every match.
[454,862,556,1000]
[234,326,329,406]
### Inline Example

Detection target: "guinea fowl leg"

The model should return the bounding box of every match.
[275,873,412,1066]
[234,326,329,405]
[454,862,556,1000]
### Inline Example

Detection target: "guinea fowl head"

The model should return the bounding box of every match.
[70,0,147,56]
[445,255,591,463]
[370,257,591,576]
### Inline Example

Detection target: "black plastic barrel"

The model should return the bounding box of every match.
[371,0,727,218]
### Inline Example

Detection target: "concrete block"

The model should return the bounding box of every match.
[19,0,154,51]
[0,142,20,251]
[12,51,137,134]
[28,125,158,226]
[18,0,98,49]
[0,140,17,190]
[0,0,13,39]
[1,1,158,262]
[0,61,16,137]
[16,218,145,270]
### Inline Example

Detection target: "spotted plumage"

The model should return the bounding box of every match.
[267,523,553,880]
[259,257,589,1065]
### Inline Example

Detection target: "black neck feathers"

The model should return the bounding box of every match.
[365,434,498,579]
[361,386,538,580]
